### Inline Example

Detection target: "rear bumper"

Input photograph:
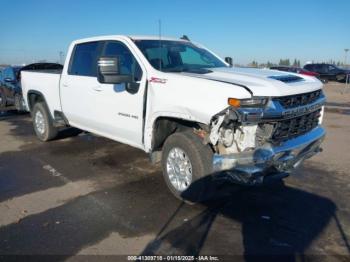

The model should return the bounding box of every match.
[213,126,326,185]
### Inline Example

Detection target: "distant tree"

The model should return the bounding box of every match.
[266,61,274,68]
[293,59,298,67]
[250,60,258,67]
[279,59,290,66]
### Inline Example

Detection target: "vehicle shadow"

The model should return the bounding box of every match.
[142,174,338,261]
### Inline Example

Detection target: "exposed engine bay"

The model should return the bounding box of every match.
[208,110,273,155]
[207,90,325,156]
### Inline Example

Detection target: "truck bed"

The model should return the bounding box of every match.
[21,71,63,116]
[21,69,63,74]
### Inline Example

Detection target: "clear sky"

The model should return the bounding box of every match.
[1,0,349,65]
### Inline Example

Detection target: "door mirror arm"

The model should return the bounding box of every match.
[225,57,233,67]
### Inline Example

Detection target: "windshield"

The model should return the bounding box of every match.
[133,40,227,73]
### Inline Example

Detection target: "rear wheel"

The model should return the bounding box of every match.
[161,131,213,202]
[14,94,26,112]
[336,74,346,82]
[32,102,58,141]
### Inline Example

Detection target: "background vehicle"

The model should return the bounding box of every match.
[21,35,326,200]
[0,63,62,111]
[0,66,22,109]
[270,66,320,78]
[304,63,350,82]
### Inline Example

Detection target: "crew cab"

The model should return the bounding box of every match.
[21,35,326,200]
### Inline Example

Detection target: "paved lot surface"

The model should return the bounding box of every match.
[0,82,350,261]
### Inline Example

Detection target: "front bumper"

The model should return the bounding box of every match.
[213,126,326,185]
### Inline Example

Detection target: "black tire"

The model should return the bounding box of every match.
[32,102,58,141]
[161,131,213,202]
[336,74,346,82]
[0,90,6,108]
[14,94,25,112]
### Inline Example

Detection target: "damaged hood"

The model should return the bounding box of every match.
[182,67,323,97]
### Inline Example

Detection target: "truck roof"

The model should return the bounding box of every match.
[72,35,187,44]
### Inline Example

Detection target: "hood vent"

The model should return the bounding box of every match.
[269,75,304,83]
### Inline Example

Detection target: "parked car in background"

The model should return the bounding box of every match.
[0,66,22,110]
[0,69,3,85]
[0,63,63,111]
[270,66,321,79]
[304,63,350,82]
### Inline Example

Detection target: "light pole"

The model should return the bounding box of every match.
[345,48,349,67]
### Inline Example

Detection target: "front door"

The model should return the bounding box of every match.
[93,40,146,149]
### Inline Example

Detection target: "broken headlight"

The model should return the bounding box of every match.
[228,97,268,108]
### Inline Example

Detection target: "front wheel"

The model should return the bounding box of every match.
[161,131,213,202]
[32,102,58,141]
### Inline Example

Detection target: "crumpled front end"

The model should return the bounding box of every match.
[208,89,326,185]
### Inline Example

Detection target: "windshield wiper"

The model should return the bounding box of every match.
[164,68,212,74]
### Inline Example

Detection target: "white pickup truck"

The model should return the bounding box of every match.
[21,35,326,199]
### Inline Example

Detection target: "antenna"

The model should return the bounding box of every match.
[158,19,162,71]
[180,35,190,41]
[59,51,64,65]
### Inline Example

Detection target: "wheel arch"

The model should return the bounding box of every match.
[27,90,49,113]
[150,116,209,152]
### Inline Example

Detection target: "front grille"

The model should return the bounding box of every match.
[271,109,321,142]
[275,90,322,109]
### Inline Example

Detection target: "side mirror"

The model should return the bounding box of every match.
[225,57,233,67]
[4,77,15,83]
[97,56,132,84]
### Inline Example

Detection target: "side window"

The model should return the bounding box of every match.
[103,41,143,81]
[328,65,336,72]
[9,68,15,80]
[69,41,102,77]
[3,68,8,79]
[4,68,14,80]
[315,65,323,73]
[305,65,312,71]
[321,64,329,73]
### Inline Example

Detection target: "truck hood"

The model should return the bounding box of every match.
[181,67,323,97]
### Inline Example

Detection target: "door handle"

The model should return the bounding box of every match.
[62,82,68,87]
[93,86,103,92]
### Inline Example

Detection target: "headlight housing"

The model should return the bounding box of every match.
[228,97,268,108]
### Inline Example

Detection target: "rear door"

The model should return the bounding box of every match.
[60,41,104,131]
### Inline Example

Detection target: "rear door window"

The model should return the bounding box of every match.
[68,41,103,77]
